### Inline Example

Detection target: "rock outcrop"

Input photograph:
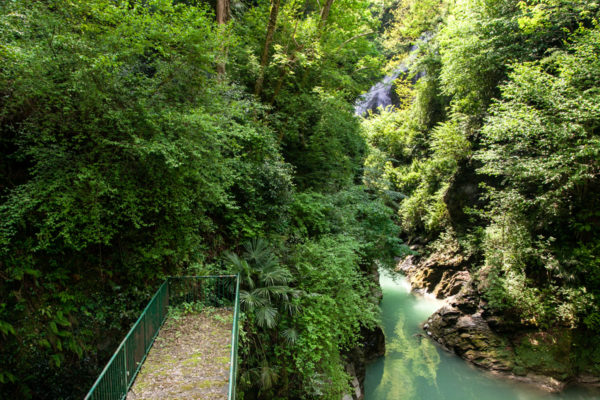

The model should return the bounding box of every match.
[344,325,385,399]
[397,246,600,393]
[397,242,471,299]
[423,290,585,392]
[345,263,386,399]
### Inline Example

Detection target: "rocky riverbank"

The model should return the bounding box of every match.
[397,246,600,393]
[344,325,386,400]
[343,264,386,400]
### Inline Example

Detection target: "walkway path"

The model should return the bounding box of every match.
[127,308,232,400]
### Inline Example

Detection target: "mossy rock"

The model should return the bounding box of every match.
[573,332,600,375]
[514,330,573,379]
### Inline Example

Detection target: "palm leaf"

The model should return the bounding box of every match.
[255,305,278,329]
[281,327,299,345]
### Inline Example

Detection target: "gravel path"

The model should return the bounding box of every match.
[127,308,233,400]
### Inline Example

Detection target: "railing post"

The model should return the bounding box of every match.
[166,278,170,311]
[123,341,128,393]
[228,273,241,400]
[85,276,240,400]
[143,312,147,352]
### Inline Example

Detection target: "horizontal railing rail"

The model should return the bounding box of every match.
[84,274,240,400]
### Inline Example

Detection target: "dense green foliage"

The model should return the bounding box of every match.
[229,186,403,398]
[364,0,600,338]
[0,0,404,398]
[477,25,600,328]
[5,0,598,396]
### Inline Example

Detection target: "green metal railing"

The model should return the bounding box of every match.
[84,275,241,400]
[227,274,241,400]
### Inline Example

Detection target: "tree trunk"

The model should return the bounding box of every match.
[216,0,229,25]
[270,21,300,104]
[319,0,334,28]
[254,0,281,97]
[271,63,289,104]
[216,0,230,76]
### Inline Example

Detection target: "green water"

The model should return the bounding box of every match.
[364,270,600,400]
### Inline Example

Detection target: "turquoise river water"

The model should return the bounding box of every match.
[364,270,600,400]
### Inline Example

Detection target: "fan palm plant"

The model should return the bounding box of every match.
[226,238,300,328]
[225,238,301,393]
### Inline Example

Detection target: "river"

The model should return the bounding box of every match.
[364,270,600,400]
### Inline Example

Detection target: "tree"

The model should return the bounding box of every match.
[226,239,299,329]
[476,26,600,328]
[0,1,293,396]
[254,0,281,96]
[216,0,230,76]
[319,0,335,29]
[216,0,230,25]
[226,239,301,393]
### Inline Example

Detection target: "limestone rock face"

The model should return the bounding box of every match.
[427,304,512,371]
[423,289,582,391]
[345,323,385,399]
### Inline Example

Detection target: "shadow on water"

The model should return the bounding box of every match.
[364,270,600,400]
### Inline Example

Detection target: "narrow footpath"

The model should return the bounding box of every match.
[127,308,232,400]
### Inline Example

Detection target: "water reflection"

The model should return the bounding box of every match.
[366,270,442,399]
[364,270,600,400]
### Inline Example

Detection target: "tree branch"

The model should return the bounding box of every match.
[335,31,375,50]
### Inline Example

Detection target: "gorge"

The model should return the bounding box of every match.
[364,270,600,399]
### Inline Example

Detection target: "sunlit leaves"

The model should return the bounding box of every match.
[477,26,600,328]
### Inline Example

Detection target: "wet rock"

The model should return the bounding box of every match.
[578,375,600,385]
[422,282,600,392]
[395,239,470,300]
[345,266,386,400]
[396,238,600,393]
[451,291,478,314]
[397,255,418,275]
[344,363,363,400]
[455,314,487,331]
[363,325,385,359]
[434,270,470,298]
[352,376,361,399]
[437,306,461,325]
[514,374,567,393]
